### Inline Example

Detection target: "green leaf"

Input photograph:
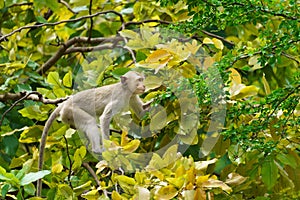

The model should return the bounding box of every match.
[47,72,61,87]
[0,166,20,186]
[72,146,86,172]
[261,157,278,190]
[20,170,51,186]
[276,152,297,169]
[63,71,72,88]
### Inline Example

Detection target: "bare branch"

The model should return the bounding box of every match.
[0,10,126,42]
[82,162,101,187]
[200,30,235,46]
[0,91,68,128]
[58,0,78,14]
[36,36,123,74]
[64,44,116,54]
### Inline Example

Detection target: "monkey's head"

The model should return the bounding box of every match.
[121,71,145,94]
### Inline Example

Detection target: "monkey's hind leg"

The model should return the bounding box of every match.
[71,107,104,154]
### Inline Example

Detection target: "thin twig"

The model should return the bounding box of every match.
[36,36,123,74]
[0,10,126,42]
[82,162,101,186]
[88,0,94,41]
[58,0,78,14]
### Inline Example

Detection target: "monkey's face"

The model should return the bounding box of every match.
[121,71,146,94]
[133,77,146,94]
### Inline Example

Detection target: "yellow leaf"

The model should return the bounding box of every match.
[228,68,241,85]
[166,177,185,188]
[185,40,201,54]
[262,73,271,95]
[203,37,214,44]
[115,175,136,185]
[146,49,171,63]
[212,38,224,50]
[62,71,72,88]
[195,158,218,171]
[81,189,100,199]
[111,191,123,200]
[52,163,63,174]
[175,165,186,178]
[122,140,140,153]
[233,85,259,99]
[155,185,178,200]
[194,188,207,200]
[196,175,210,186]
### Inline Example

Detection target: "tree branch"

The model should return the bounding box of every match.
[0,10,126,42]
[82,162,100,187]
[58,0,78,14]
[0,91,68,128]
[36,36,123,74]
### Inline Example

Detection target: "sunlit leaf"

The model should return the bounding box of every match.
[203,37,214,44]
[72,146,86,172]
[62,71,72,88]
[122,139,140,153]
[47,72,61,87]
[229,68,241,85]
[195,158,217,171]
[136,187,150,200]
[146,49,171,63]
[212,38,224,50]
[20,170,51,186]
[155,185,178,199]
[52,163,63,174]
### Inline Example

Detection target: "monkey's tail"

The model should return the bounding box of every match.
[36,105,62,197]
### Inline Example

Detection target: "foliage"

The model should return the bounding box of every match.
[0,0,299,199]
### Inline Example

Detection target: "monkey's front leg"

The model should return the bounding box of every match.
[99,103,114,150]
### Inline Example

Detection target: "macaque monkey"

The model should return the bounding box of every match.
[37,71,150,196]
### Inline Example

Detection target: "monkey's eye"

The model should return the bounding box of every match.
[138,78,143,81]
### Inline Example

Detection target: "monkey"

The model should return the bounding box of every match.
[37,71,151,196]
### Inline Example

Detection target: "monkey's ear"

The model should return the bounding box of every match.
[121,76,128,84]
